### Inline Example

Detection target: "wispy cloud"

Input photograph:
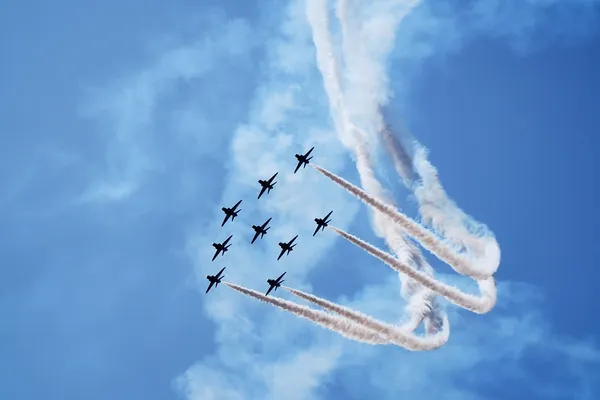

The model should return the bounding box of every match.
[77,0,600,399]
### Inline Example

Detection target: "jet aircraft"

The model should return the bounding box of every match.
[294,147,314,173]
[221,200,242,227]
[212,235,233,261]
[313,210,333,236]
[277,235,298,260]
[205,267,225,294]
[251,217,272,244]
[265,272,286,296]
[257,173,278,199]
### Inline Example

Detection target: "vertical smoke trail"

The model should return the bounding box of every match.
[308,0,439,333]
[225,282,389,345]
[330,226,497,314]
[333,0,447,334]
[312,163,499,280]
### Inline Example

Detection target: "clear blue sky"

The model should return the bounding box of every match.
[1,1,599,399]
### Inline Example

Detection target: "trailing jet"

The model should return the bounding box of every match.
[212,235,233,261]
[277,235,298,260]
[221,200,242,227]
[313,210,333,236]
[294,146,314,173]
[265,272,286,296]
[205,267,225,294]
[258,173,278,199]
[251,217,272,244]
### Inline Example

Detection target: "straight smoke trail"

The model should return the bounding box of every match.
[330,227,497,314]
[312,163,499,280]
[224,282,389,345]
[226,281,449,350]
[284,286,449,345]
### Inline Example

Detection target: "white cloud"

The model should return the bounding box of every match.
[80,0,600,399]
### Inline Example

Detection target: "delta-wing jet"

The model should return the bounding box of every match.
[251,218,272,244]
[221,200,242,227]
[205,267,225,294]
[313,210,333,236]
[277,235,298,260]
[294,147,314,173]
[258,173,278,199]
[265,272,286,296]
[212,235,233,261]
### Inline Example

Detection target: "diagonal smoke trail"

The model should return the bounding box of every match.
[284,286,449,341]
[224,282,389,345]
[329,226,497,314]
[226,281,449,350]
[312,163,499,280]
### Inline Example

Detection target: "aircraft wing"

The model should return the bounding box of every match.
[216,267,226,278]
[277,248,286,261]
[221,214,230,227]
[268,172,278,183]
[212,249,220,261]
[262,217,272,228]
[276,272,286,282]
[313,225,321,236]
[232,199,242,211]
[251,230,260,244]
[265,284,275,297]
[206,281,215,294]
[288,235,298,245]
[324,210,333,220]
[257,186,267,199]
[294,161,302,173]
[304,147,314,158]
[223,235,233,245]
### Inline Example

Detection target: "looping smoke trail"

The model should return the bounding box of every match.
[329,226,497,314]
[307,0,444,336]
[312,164,499,280]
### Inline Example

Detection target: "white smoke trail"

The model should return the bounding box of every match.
[307,0,439,333]
[330,226,497,314]
[225,282,449,350]
[284,286,449,341]
[224,282,389,345]
[312,164,499,280]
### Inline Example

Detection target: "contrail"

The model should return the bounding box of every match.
[312,163,499,280]
[329,226,497,314]
[308,0,440,333]
[284,286,449,343]
[224,282,390,345]
[226,281,448,350]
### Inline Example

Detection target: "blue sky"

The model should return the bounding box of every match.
[1,0,599,399]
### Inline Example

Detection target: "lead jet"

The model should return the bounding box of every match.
[251,217,272,244]
[212,235,233,261]
[205,267,226,294]
[313,210,333,236]
[265,272,286,296]
[221,200,242,227]
[258,173,278,199]
[277,235,298,260]
[294,146,314,173]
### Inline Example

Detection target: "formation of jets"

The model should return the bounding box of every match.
[206,147,332,296]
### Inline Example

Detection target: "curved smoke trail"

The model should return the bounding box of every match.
[226,0,500,351]
[306,0,444,335]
